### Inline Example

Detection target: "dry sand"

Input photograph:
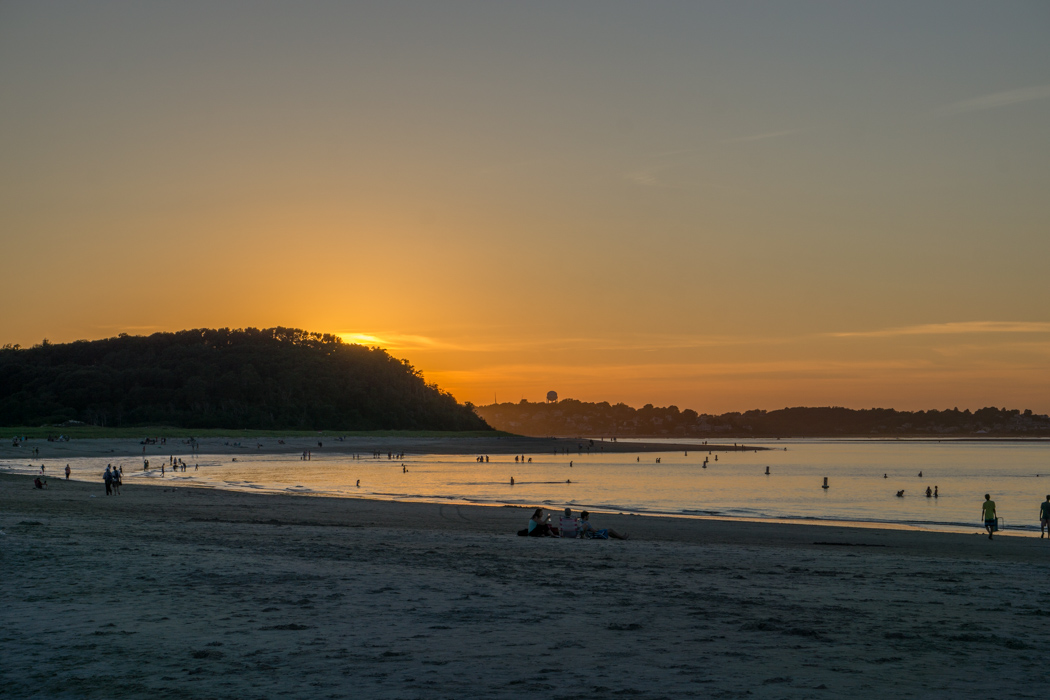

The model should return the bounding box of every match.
[3,472,1049,699]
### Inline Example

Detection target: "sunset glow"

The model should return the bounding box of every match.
[2,2,1048,413]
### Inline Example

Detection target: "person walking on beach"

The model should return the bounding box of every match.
[1040,496,1050,539]
[103,466,113,495]
[982,494,997,540]
[65,464,70,480]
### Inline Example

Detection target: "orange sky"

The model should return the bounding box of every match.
[1,3,1048,413]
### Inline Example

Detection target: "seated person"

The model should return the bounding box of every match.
[579,511,629,540]
[527,508,556,537]
[559,508,580,538]
[33,477,47,489]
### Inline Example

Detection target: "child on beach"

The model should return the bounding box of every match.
[982,495,997,540]
[1040,496,1050,539]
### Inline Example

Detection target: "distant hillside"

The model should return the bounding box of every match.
[476,400,1050,438]
[0,328,491,432]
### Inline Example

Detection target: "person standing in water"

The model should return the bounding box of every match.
[982,494,997,540]
[1040,496,1050,539]
[65,464,70,480]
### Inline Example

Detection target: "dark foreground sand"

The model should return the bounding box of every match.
[3,473,1049,699]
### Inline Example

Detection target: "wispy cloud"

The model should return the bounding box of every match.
[338,333,464,351]
[650,129,801,159]
[831,321,1050,339]
[720,129,802,144]
[343,331,802,355]
[930,84,1050,118]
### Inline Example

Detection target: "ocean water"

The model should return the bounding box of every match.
[7,439,1050,534]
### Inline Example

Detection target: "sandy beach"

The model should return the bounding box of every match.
[4,471,1049,699]
[0,435,758,463]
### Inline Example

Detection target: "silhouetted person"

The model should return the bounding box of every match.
[1040,495,1050,539]
[982,494,997,540]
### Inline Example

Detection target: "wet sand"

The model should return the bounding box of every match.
[3,473,1049,699]
[0,434,760,463]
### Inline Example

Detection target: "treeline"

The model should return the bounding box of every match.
[0,328,490,431]
[475,400,1050,437]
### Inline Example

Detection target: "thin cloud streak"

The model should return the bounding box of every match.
[720,129,802,144]
[649,129,801,159]
[930,84,1050,118]
[341,331,804,355]
[831,321,1050,339]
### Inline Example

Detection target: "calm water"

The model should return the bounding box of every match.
[7,439,1050,534]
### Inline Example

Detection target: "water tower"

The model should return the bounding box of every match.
[546,390,558,403]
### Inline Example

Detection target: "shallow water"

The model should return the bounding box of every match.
[7,439,1050,533]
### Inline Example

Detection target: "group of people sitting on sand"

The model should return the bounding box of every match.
[518,507,629,540]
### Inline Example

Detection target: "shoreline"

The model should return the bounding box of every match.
[3,472,1045,555]
[8,471,1040,538]
[0,435,763,461]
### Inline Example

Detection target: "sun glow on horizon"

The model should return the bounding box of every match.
[1,3,1048,414]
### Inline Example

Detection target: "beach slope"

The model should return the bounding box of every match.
[3,475,1048,699]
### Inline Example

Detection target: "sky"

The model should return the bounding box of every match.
[2,1,1049,413]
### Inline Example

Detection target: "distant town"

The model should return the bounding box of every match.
[476,400,1050,438]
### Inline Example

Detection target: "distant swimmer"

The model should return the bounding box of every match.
[926,487,932,498]
[566,479,571,484]
[822,477,829,490]
[765,466,770,475]
[510,477,515,486]
[918,471,922,478]
[934,485,938,498]
[569,461,573,467]
[884,474,888,479]
[897,490,905,497]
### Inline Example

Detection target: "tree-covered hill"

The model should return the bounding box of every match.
[0,328,491,431]
[476,400,1050,438]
